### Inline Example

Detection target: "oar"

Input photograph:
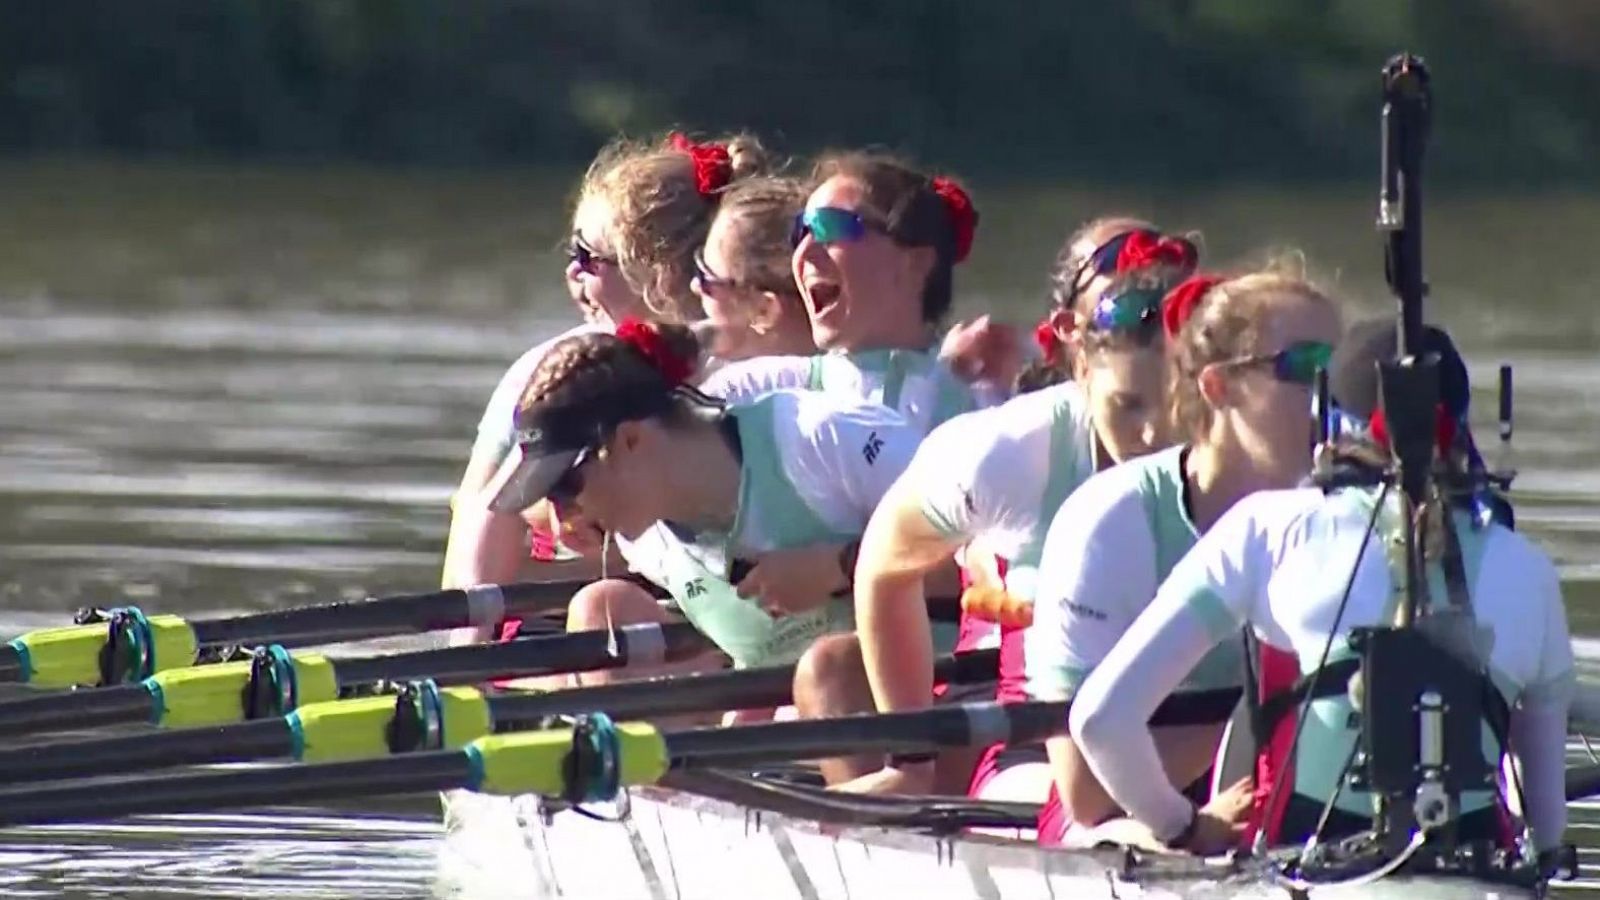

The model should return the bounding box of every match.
[0,690,1240,827]
[0,622,708,739]
[0,649,1005,785]
[0,580,585,689]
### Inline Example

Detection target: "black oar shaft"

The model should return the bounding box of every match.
[0,648,25,683]
[489,648,1000,729]
[0,751,472,826]
[0,719,294,784]
[330,621,706,685]
[189,581,576,649]
[0,685,154,740]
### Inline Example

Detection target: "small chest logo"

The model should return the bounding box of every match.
[683,578,707,599]
[862,430,884,465]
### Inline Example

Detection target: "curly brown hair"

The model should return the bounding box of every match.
[577,132,775,323]
[515,323,707,435]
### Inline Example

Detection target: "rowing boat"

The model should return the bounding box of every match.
[436,777,1545,900]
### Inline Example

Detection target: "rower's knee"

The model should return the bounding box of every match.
[793,633,870,718]
[565,578,666,632]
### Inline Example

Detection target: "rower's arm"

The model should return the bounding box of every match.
[1045,724,1223,826]
[1509,545,1575,852]
[1069,499,1268,841]
[855,476,965,713]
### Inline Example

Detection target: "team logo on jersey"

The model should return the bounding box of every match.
[862,430,884,465]
[683,578,707,599]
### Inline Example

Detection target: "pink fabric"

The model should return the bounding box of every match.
[1036,782,1071,844]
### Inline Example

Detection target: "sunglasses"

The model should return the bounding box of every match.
[568,232,617,276]
[1228,341,1335,386]
[541,443,598,508]
[1087,285,1165,334]
[692,247,739,293]
[789,207,882,249]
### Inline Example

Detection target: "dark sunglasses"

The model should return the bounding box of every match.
[789,207,883,250]
[1228,341,1335,386]
[692,247,739,293]
[545,445,596,507]
[568,232,617,276]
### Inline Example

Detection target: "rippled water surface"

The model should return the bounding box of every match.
[0,162,1597,897]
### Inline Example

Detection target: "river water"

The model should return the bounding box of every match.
[0,161,1596,897]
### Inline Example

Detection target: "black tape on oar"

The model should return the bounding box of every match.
[243,645,299,719]
[98,607,157,685]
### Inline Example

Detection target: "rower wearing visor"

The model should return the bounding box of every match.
[484,319,923,672]
[1026,269,1342,845]
[791,222,1202,798]
[1066,321,1572,857]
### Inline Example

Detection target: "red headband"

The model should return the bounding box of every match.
[668,133,733,197]
[1160,273,1227,339]
[930,176,978,263]
[1117,230,1198,276]
[615,318,694,387]
[1033,318,1061,365]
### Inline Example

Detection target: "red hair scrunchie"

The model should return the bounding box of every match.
[1160,274,1227,339]
[930,176,978,263]
[1116,230,1199,275]
[668,132,733,197]
[1033,318,1060,365]
[615,317,694,387]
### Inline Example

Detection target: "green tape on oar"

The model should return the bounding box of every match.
[8,615,197,688]
[287,686,492,763]
[467,719,667,798]
[145,653,338,727]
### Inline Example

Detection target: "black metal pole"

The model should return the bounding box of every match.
[0,684,155,740]
[0,719,294,785]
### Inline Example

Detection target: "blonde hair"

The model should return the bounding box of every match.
[577,132,773,323]
[1167,262,1340,442]
[708,174,807,306]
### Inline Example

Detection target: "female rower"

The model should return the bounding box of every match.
[483,320,923,674]
[691,175,816,360]
[702,152,1001,432]
[1027,269,1343,845]
[794,220,1202,793]
[441,132,772,617]
[1067,321,1571,857]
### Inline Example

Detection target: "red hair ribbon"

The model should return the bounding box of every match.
[1117,230,1198,275]
[1160,273,1226,339]
[1033,318,1060,365]
[615,317,694,387]
[930,176,978,263]
[668,133,733,197]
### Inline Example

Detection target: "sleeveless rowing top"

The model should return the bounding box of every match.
[908,382,1097,702]
[651,390,921,668]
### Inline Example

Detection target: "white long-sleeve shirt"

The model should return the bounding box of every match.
[1069,485,1574,850]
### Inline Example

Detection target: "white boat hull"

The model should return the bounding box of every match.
[436,786,1540,900]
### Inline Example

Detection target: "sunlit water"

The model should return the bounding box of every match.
[0,162,1596,897]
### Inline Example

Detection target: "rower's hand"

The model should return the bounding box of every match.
[735,545,847,616]
[940,315,1022,387]
[529,501,604,557]
[833,763,934,796]
[1185,776,1254,855]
